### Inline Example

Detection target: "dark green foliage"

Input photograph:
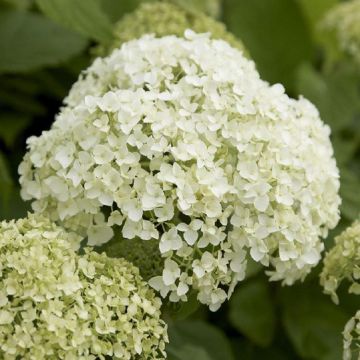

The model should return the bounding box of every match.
[280,282,348,360]
[223,0,312,91]
[0,10,87,73]
[35,0,113,43]
[167,320,235,360]
[229,278,276,347]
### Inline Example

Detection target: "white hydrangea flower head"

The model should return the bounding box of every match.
[321,220,360,304]
[0,214,168,359]
[320,0,360,63]
[19,31,341,310]
[343,310,360,360]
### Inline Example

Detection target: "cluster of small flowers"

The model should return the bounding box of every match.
[96,1,245,57]
[320,0,360,63]
[19,31,340,310]
[0,214,167,359]
[320,220,360,304]
[343,310,360,360]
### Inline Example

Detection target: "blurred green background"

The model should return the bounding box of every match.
[0,0,359,359]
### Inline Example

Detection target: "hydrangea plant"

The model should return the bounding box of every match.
[320,0,360,64]
[0,214,168,359]
[19,31,340,310]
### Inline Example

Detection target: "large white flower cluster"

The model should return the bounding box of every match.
[19,31,341,310]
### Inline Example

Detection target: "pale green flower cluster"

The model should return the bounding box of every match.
[321,221,360,359]
[320,220,360,304]
[0,214,167,359]
[344,310,360,360]
[320,0,360,63]
[97,1,246,57]
[19,32,340,310]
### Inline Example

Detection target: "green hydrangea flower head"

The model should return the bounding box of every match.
[320,0,360,64]
[343,310,360,360]
[100,231,164,281]
[320,220,360,304]
[0,214,168,359]
[99,1,246,56]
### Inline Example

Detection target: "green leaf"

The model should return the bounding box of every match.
[0,152,28,220]
[0,188,29,220]
[223,0,312,91]
[295,62,360,221]
[297,0,338,34]
[168,320,235,360]
[280,282,348,360]
[100,0,141,23]
[0,10,87,73]
[0,87,45,115]
[332,136,359,166]
[295,63,360,132]
[245,255,263,279]
[167,344,211,360]
[340,169,360,221]
[0,152,13,190]
[0,0,33,10]
[0,113,30,147]
[165,290,201,320]
[229,278,276,347]
[36,0,113,43]
[231,336,299,360]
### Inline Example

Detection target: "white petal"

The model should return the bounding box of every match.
[254,195,269,212]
